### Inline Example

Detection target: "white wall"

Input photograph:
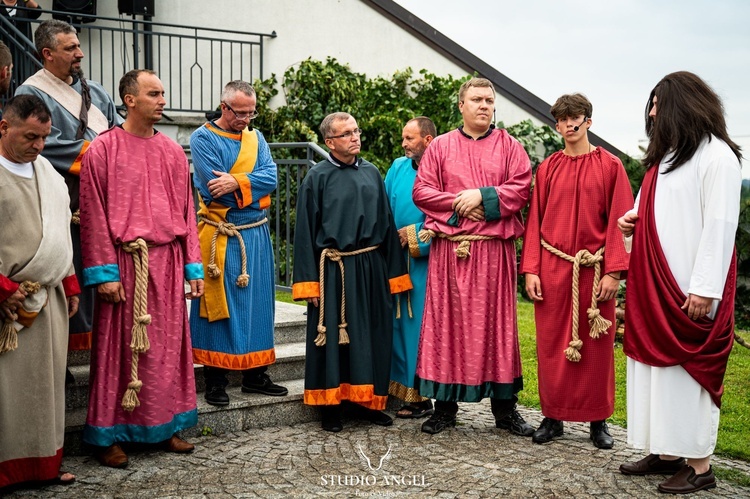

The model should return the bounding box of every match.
[92,0,540,127]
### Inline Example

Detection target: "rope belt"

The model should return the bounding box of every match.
[315,245,379,347]
[200,216,268,288]
[540,239,611,363]
[120,238,152,412]
[419,229,494,259]
[0,281,42,354]
[71,209,80,225]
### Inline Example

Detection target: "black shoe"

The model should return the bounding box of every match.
[366,409,394,427]
[532,417,564,443]
[204,385,229,406]
[322,406,343,432]
[589,421,614,449]
[241,373,289,396]
[421,411,457,434]
[496,409,535,437]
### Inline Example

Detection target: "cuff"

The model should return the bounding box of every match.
[447,211,460,227]
[0,274,19,302]
[479,186,501,221]
[232,174,252,208]
[69,140,91,176]
[406,224,422,258]
[185,262,205,280]
[62,275,81,296]
[292,281,320,300]
[389,274,413,294]
[83,263,120,287]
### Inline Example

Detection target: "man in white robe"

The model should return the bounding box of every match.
[618,71,742,495]
[0,94,79,489]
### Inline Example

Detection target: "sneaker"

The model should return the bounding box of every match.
[205,385,229,406]
[496,409,535,437]
[241,373,288,396]
[532,417,564,444]
[421,411,457,435]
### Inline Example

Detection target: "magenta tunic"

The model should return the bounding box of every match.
[412,128,531,401]
[79,127,204,446]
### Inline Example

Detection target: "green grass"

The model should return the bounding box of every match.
[275,292,750,463]
[515,299,750,462]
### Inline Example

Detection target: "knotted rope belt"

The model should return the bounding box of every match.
[120,238,152,412]
[540,239,611,363]
[71,209,80,225]
[314,245,379,347]
[418,229,495,259]
[0,281,42,354]
[200,216,268,288]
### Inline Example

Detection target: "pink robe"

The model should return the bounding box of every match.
[79,126,203,446]
[520,148,633,421]
[412,127,531,401]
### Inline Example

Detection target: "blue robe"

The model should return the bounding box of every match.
[384,157,431,402]
[189,123,277,369]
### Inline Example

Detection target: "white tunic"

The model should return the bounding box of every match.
[626,135,741,458]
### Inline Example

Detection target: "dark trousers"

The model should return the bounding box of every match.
[435,394,518,420]
[204,365,267,389]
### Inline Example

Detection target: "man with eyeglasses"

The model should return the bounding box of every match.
[189,80,287,407]
[412,77,534,436]
[293,112,412,432]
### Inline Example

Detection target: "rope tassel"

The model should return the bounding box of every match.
[587,308,612,339]
[0,281,42,355]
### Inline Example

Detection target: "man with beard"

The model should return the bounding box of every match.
[15,19,122,355]
[385,117,436,420]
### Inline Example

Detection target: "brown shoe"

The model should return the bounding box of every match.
[619,454,685,475]
[657,465,716,494]
[163,434,195,453]
[96,444,128,468]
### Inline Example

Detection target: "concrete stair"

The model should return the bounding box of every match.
[63,301,315,455]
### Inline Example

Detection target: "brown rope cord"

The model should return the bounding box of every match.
[0,281,42,354]
[200,216,267,288]
[540,239,611,363]
[120,238,152,412]
[418,229,494,259]
[71,209,80,225]
[314,245,379,347]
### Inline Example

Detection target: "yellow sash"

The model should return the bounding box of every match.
[198,127,259,321]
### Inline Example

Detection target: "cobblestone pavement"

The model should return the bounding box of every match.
[6,403,750,498]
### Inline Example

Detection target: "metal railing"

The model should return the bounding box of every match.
[1,7,276,114]
[185,141,328,290]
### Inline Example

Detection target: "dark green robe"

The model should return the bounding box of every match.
[292,157,412,409]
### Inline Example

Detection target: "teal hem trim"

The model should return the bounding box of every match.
[185,262,204,280]
[83,264,120,287]
[447,211,460,227]
[479,186,501,221]
[416,377,523,402]
[82,408,198,447]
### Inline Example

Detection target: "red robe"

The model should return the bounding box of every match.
[520,148,633,421]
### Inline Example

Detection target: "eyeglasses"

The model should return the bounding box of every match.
[327,128,363,140]
[222,101,259,121]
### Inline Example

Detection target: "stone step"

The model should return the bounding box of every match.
[65,341,307,411]
[66,300,307,367]
[63,379,318,456]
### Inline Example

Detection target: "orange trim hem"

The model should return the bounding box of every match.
[68,331,92,351]
[258,194,271,210]
[303,383,387,410]
[193,347,276,370]
[205,122,242,140]
[389,274,413,294]
[292,281,320,300]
